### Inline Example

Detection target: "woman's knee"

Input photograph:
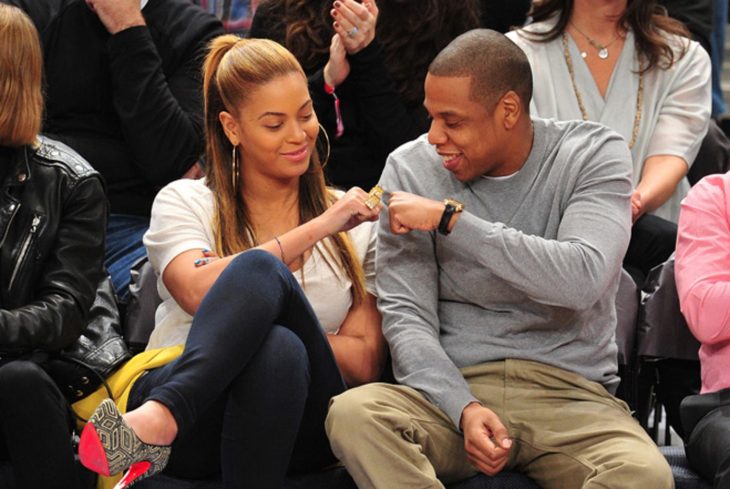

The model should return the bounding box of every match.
[228,249,289,282]
[0,361,51,391]
[0,361,58,403]
[231,325,310,389]
[260,326,309,380]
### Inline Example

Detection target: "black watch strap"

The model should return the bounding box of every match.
[438,203,456,235]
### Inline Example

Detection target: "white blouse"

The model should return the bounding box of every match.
[508,20,711,222]
[142,178,377,350]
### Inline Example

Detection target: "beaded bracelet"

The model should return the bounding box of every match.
[274,236,286,264]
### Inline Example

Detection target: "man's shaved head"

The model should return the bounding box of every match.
[428,29,533,111]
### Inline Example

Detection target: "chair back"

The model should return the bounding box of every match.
[123,259,162,353]
[638,255,701,361]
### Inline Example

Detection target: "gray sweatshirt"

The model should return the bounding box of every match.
[376,117,633,427]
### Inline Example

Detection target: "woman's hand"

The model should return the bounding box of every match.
[324,34,351,88]
[193,248,220,268]
[630,189,643,223]
[317,187,382,235]
[331,0,378,55]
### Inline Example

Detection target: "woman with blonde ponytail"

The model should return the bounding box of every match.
[78,36,386,489]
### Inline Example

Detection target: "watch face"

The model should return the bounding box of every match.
[444,198,464,212]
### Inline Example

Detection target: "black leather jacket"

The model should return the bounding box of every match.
[0,136,107,354]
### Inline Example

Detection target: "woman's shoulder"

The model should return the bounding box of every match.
[157,177,212,199]
[507,17,559,45]
[657,29,707,62]
[151,178,214,216]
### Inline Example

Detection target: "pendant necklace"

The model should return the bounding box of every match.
[561,33,643,149]
[570,23,621,59]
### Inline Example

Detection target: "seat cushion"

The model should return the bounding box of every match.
[660,445,712,489]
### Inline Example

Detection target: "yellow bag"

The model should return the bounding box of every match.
[72,345,183,489]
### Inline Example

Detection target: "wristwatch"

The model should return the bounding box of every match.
[438,198,465,235]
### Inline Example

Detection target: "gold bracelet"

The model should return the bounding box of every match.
[274,236,286,264]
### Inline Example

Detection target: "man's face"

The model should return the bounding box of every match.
[424,74,507,182]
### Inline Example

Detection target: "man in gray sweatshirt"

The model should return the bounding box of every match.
[325,29,673,489]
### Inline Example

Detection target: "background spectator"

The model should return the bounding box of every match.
[0,4,108,487]
[508,0,711,284]
[194,0,260,35]
[79,37,385,489]
[3,0,224,300]
[676,171,730,489]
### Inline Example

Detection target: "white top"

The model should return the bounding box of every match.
[143,178,377,350]
[507,21,711,222]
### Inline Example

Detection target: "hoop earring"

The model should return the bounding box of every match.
[231,145,240,193]
[316,124,331,169]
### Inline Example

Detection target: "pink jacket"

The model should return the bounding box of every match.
[676,172,730,394]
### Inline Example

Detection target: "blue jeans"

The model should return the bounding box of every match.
[105,214,150,301]
[711,0,728,116]
[129,251,346,488]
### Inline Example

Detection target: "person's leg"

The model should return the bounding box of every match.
[0,361,77,489]
[685,403,730,489]
[218,325,336,487]
[130,324,334,488]
[711,0,728,117]
[127,371,225,480]
[504,359,673,489]
[127,251,343,486]
[623,214,677,284]
[105,213,150,301]
[141,250,340,437]
[326,382,479,489]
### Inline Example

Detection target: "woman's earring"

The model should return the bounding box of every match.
[231,144,240,193]
[316,124,331,169]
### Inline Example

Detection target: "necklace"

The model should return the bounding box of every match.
[570,23,622,60]
[561,33,643,149]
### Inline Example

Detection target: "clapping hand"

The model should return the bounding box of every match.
[331,0,378,55]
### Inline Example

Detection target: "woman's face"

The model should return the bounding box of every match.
[220,72,319,184]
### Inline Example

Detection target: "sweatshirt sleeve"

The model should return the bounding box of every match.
[675,174,730,344]
[376,160,480,428]
[107,21,222,185]
[443,136,633,311]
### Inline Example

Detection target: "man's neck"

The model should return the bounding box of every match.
[498,117,534,177]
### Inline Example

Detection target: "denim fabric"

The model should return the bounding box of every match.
[105,214,150,301]
[129,250,345,489]
[711,0,728,116]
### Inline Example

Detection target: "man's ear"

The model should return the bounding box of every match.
[499,91,522,130]
[219,111,240,146]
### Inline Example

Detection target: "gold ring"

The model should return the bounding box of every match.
[364,185,384,209]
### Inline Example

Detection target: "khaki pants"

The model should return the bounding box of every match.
[326,359,673,489]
